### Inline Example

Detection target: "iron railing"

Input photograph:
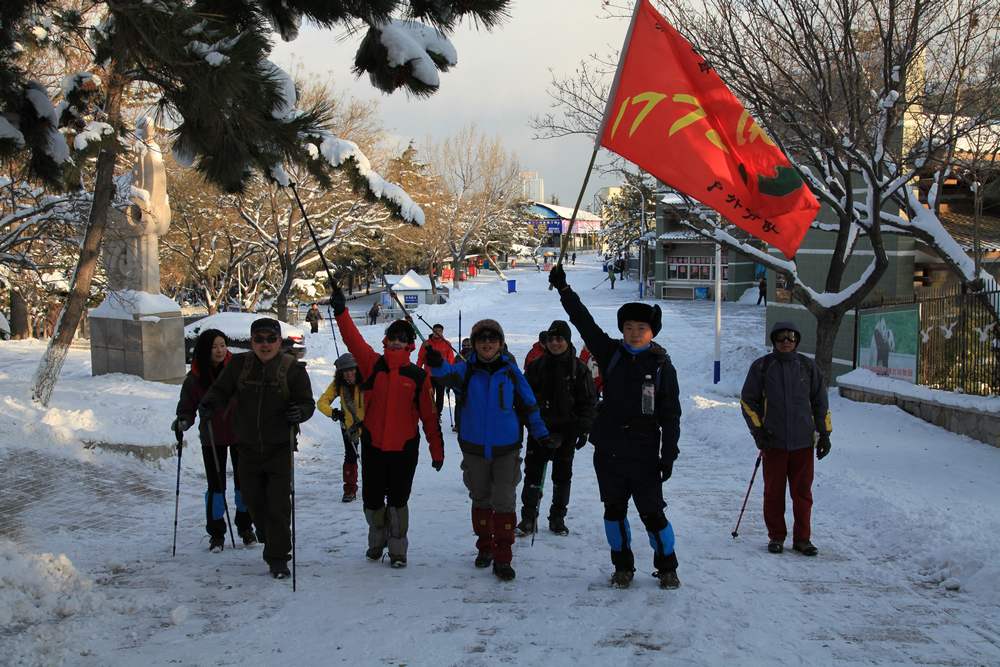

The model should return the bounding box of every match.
[859,285,1000,396]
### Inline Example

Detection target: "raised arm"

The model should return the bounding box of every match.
[549,265,616,365]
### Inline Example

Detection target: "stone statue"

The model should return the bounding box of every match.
[104,117,172,293]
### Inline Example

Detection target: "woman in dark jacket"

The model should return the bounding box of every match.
[174,329,256,551]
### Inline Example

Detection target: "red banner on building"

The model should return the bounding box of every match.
[598,0,818,258]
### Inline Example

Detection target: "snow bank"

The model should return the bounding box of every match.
[737,286,759,304]
[838,368,1000,412]
[0,540,103,667]
[90,291,181,319]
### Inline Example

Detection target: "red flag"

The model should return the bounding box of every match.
[599,0,818,258]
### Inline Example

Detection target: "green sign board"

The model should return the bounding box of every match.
[856,306,919,383]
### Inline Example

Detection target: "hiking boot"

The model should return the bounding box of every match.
[515,518,535,537]
[239,530,258,546]
[548,517,569,536]
[209,536,225,553]
[366,546,384,561]
[611,570,634,589]
[389,555,407,569]
[768,540,783,554]
[792,540,818,556]
[341,491,357,503]
[474,551,493,569]
[269,562,291,579]
[493,562,516,581]
[655,569,680,589]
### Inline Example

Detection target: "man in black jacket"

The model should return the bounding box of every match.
[200,317,315,579]
[741,321,832,557]
[519,319,597,537]
[549,265,682,589]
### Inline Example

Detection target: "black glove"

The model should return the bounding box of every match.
[171,417,191,434]
[548,263,568,291]
[198,403,213,423]
[330,287,347,316]
[751,428,769,450]
[574,432,589,450]
[659,458,674,482]
[286,405,306,424]
[816,434,832,460]
[539,433,561,450]
[431,459,444,471]
[330,408,344,422]
[424,347,444,368]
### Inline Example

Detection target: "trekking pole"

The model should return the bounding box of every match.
[384,281,428,345]
[447,389,454,429]
[171,425,184,557]
[206,424,237,549]
[591,275,610,290]
[531,456,550,547]
[732,453,762,539]
[325,305,341,357]
[289,426,297,592]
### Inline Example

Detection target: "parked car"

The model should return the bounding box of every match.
[184,312,305,364]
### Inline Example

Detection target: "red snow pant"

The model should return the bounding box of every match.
[762,446,814,543]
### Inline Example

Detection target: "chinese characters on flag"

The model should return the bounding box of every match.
[599,0,819,258]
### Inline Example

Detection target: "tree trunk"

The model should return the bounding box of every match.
[812,309,845,384]
[10,289,30,340]
[32,74,124,406]
[451,253,463,290]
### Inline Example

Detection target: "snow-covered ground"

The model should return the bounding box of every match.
[2,254,999,666]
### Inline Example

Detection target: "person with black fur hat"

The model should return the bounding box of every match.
[331,287,444,569]
[548,264,682,590]
[199,317,315,579]
[741,321,832,557]
[519,319,597,537]
[424,318,551,582]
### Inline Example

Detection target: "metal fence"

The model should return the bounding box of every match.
[916,287,1000,396]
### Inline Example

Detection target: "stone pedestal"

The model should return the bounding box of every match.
[89,291,186,382]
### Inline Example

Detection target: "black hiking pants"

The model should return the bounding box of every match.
[361,436,419,510]
[237,443,292,565]
[521,431,576,520]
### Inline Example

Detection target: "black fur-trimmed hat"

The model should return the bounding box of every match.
[617,303,662,336]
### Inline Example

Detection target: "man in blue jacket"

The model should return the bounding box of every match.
[425,319,551,582]
[549,264,682,590]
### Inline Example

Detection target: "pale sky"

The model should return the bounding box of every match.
[270,0,628,210]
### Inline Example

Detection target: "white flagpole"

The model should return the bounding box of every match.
[714,242,722,384]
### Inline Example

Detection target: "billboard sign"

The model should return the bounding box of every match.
[856,306,918,382]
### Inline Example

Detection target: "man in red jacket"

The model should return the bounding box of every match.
[331,287,444,569]
[417,323,456,415]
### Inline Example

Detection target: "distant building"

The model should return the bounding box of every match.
[593,186,623,211]
[519,171,544,203]
[525,202,602,250]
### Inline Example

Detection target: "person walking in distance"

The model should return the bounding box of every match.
[519,320,597,537]
[199,318,315,579]
[548,264,682,590]
[174,329,256,551]
[331,286,444,568]
[368,301,381,326]
[741,322,832,557]
[424,320,551,582]
[417,323,456,415]
[757,276,767,306]
[317,353,365,502]
[571,252,577,266]
[305,303,322,334]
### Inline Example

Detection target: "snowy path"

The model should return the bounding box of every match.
[1,256,999,666]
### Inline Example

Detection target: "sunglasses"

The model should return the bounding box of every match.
[252,334,279,344]
[386,334,411,343]
[774,333,798,343]
[476,333,500,343]
[547,334,566,342]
